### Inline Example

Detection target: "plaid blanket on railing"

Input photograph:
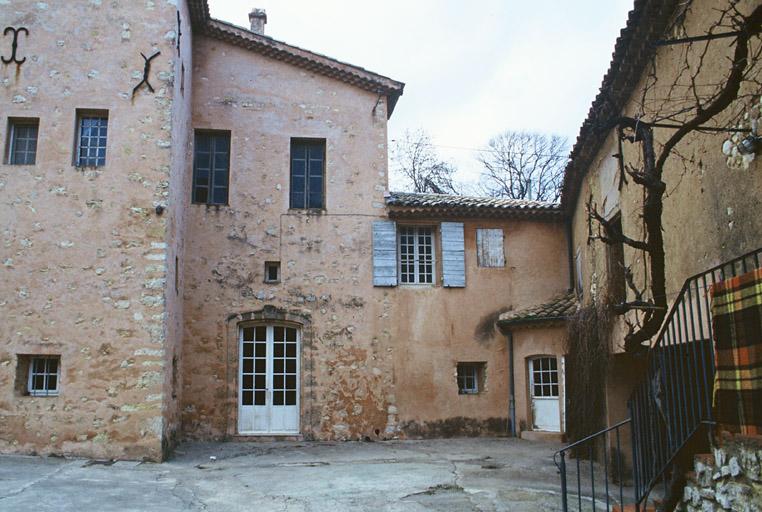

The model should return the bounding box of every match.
[711,267,762,435]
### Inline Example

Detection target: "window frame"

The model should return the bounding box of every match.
[6,117,40,165]
[529,356,559,398]
[398,225,436,285]
[73,110,109,168]
[192,129,231,206]
[289,138,326,210]
[457,362,485,395]
[264,261,281,283]
[27,356,60,397]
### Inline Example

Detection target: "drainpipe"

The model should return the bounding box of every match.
[508,330,516,437]
[566,217,575,292]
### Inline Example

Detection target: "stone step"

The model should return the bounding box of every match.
[612,505,656,512]
[693,452,714,466]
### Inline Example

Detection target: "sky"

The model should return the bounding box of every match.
[208,0,634,187]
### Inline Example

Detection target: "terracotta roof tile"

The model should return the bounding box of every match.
[560,0,682,212]
[498,292,578,328]
[386,192,563,220]
[186,2,404,117]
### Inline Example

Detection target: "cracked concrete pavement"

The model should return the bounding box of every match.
[0,437,565,511]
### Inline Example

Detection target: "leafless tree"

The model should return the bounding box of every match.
[477,131,569,202]
[586,2,762,354]
[390,129,461,194]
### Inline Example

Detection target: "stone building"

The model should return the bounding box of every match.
[0,1,571,460]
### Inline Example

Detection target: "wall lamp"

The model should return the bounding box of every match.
[737,135,762,155]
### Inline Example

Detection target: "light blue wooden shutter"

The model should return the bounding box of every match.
[372,220,397,286]
[441,222,465,287]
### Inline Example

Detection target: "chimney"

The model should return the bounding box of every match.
[249,8,267,35]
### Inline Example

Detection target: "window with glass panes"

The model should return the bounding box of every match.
[531,357,559,397]
[290,139,325,209]
[192,131,230,205]
[75,113,108,167]
[28,356,60,396]
[7,119,39,165]
[457,363,483,394]
[399,226,434,284]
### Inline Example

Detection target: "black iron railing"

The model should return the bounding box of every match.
[555,247,762,512]
[554,419,633,511]
[628,247,762,506]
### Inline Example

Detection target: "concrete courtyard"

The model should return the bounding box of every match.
[0,438,566,511]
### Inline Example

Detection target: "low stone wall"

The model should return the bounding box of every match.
[681,434,762,511]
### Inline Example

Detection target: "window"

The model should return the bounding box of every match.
[192,130,230,205]
[530,357,558,398]
[6,118,39,165]
[27,356,60,396]
[607,214,626,304]
[74,110,108,167]
[399,226,434,284]
[264,261,280,283]
[290,139,325,209]
[476,228,505,267]
[457,362,485,394]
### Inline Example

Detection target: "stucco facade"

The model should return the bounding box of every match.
[564,0,762,427]
[1,1,573,459]
[0,0,186,460]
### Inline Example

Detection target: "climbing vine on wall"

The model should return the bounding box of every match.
[564,302,613,447]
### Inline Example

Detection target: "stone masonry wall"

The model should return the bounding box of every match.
[681,434,762,512]
[0,1,180,460]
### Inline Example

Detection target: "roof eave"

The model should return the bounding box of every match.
[197,18,405,118]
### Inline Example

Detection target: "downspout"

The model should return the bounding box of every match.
[508,330,516,437]
[566,216,575,291]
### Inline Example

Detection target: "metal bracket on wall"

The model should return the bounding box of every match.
[2,26,29,65]
[132,50,161,98]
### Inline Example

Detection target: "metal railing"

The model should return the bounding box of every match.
[628,247,762,506]
[555,247,762,512]
[554,419,633,511]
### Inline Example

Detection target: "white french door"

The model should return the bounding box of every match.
[238,325,300,434]
[529,356,561,432]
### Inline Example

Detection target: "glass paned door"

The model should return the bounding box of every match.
[529,356,561,432]
[239,325,300,434]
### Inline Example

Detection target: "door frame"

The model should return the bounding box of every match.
[237,322,301,435]
[528,355,562,433]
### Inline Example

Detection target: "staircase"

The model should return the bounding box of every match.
[554,248,762,512]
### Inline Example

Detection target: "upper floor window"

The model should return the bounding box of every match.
[399,226,434,284]
[75,110,108,167]
[192,130,230,205]
[290,139,325,209]
[28,355,60,397]
[6,118,39,165]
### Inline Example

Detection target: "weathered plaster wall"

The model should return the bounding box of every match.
[570,0,762,354]
[182,35,570,441]
[0,0,180,460]
[508,325,567,437]
[182,35,395,441]
[392,219,568,437]
[162,0,194,458]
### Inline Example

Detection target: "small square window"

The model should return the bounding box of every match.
[6,118,39,165]
[265,261,280,283]
[457,362,485,395]
[74,110,109,167]
[21,355,61,397]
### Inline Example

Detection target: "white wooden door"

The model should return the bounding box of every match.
[238,325,300,434]
[529,356,561,432]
